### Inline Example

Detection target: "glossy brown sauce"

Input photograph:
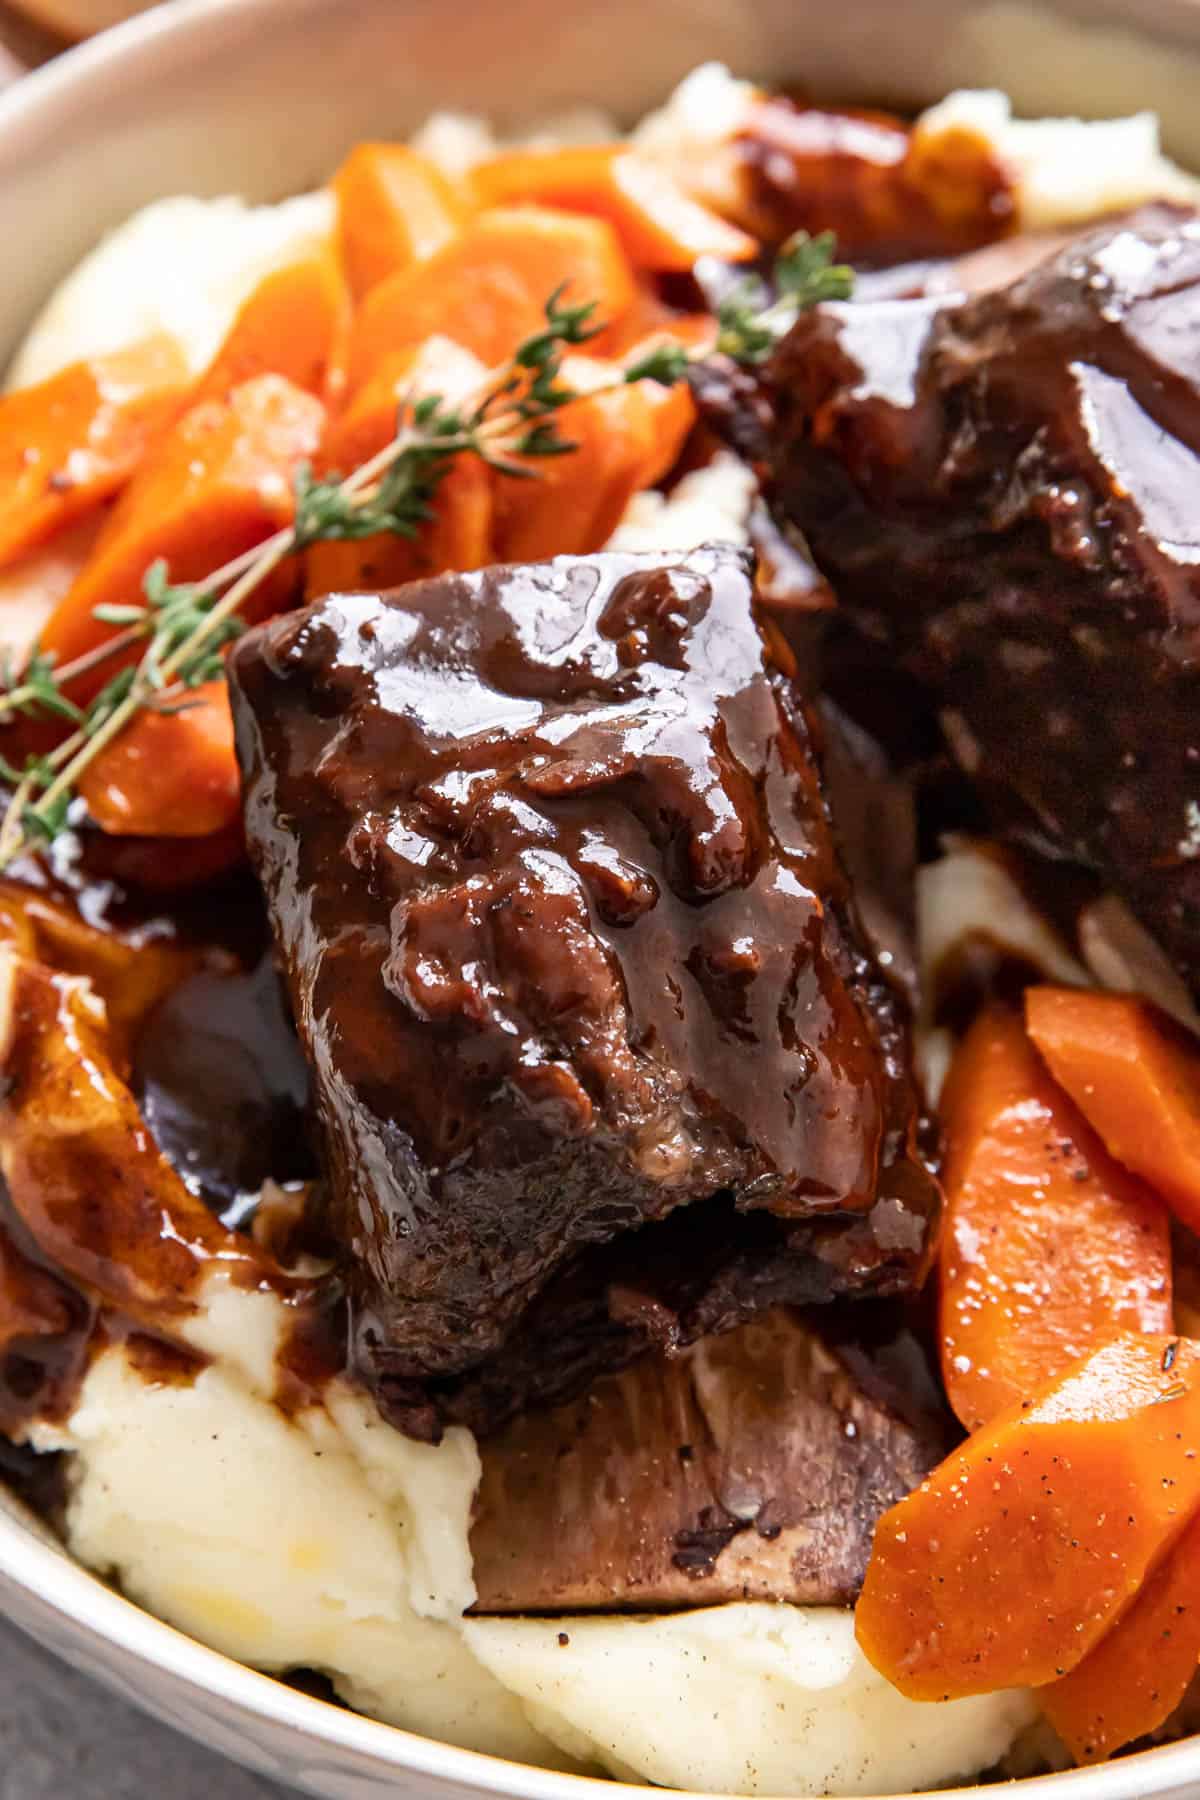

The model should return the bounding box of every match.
[728,98,1016,264]
[0,867,336,1437]
[229,545,939,1440]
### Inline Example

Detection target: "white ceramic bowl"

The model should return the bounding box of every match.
[4,2,1200,1794]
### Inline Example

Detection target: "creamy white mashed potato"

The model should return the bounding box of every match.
[605,452,756,552]
[34,1278,1033,1795]
[6,192,334,391]
[465,1609,1034,1796]
[33,1274,567,1769]
[913,88,1200,229]
[12,64,1200,1797]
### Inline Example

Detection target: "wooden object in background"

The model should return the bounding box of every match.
[0,3,64,78]
[5,0,153,42]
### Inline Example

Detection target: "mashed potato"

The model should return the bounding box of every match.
[5,192,334,391]
[913,88,1200,229]
[465,1610,1034,1795]
[33,1277,1033,1796]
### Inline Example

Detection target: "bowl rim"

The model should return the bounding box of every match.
[2,3,1200,1797]
[7,1486,1200,1800]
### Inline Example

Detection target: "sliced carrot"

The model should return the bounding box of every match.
[344,206,636,392]
[304,455,491,598]
[1041,1503,1200,1762]
[305,337,492,597]
[1027,986,1200,1236]
[631,350,697,487]
[592,293,714,361]
[191,254,350,406]
[0,336,190,569]
[491,355,658,561]
[939,1005,1172,1432]
[318,337,485,474]
[39,373,324,691]
[471,145,758,272]
[333,141,466,300]
[77,680,239,839]
[856,1333,1200,1700]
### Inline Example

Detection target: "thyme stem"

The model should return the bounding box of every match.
[0,231,851,869]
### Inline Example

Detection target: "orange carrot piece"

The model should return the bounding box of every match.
[318,337,485,474]
[491,356,657,561]
[587,277,714,360]
[334,141,466,300]
[305,337,492,597]
[629,347,698,487]
[77,680,239,839]
[40,373,324,688]
[1041,1503,1200,1762]
[939,1005,1172,1432]
[191,254,349,406]
[471,145,758,272]
[304,453,492,598]
[344,206,636,392]
[1027,986,1200,1236]
[0,336,190,568]
[856,1333,1200,1700]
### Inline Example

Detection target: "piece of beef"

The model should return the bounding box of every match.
[471,1303,953,1612]
[768,208,1200,994]
[229,545,938,1437]
[710,97,1015,263]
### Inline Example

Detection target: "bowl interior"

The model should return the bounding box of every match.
[3,1,1200,1796]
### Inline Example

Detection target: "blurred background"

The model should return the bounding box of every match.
[0,0,155,79]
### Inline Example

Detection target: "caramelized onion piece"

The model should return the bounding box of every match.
[0,952,268,1324]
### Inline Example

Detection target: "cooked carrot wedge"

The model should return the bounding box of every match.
[939,1005,1172,1431]
[489,349,696,558]
[78,680,239,839]
[491,356,658,561]
[304,457,491,597]
[856,1333,1200,1700]
[304,337,492,596]
[591,293,714,361]
[40,373,324,688]
[318,337,485,474]
[334,141,466,299]
[1027,986,1200,1236]
[344,206,636,391]
[191,254,350,406]
[1041,1504,1200,1761]
[631,352,697,487]
[471,146,758,271]
[0,336,190,569]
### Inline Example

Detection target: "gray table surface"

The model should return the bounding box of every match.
[0,1614,297,1798]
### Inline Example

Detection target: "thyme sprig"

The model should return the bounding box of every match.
[716,229,854,363]
[0,233,851,868]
